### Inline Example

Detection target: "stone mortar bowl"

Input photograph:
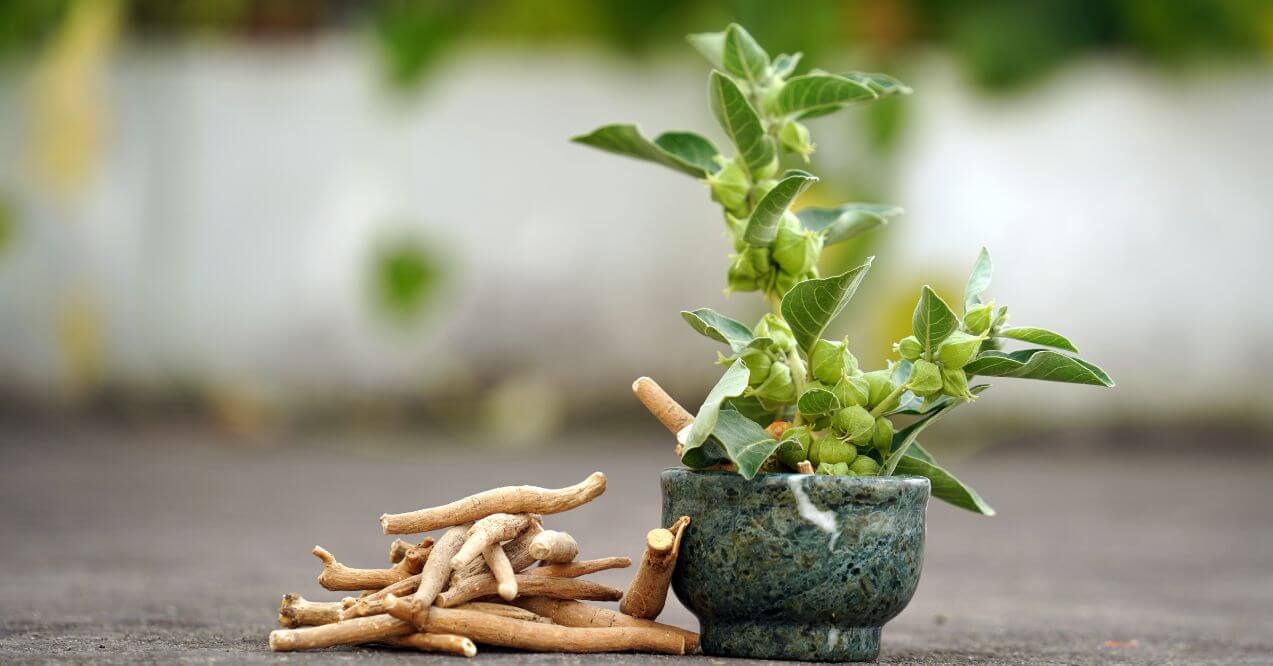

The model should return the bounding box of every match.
[661,468,930,662]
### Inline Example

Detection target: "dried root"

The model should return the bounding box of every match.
[513,597,699,653]
[620,516,690,619]
[313,544,429,591]
[450,521,542,587]
[269,614,412,652]
[384,633,477,657]
[527,557,631,578]
[796,460,814,474]
[436,572,623,608]
[450,513,535,570]
[380,472,606,534]
[453,601,553,624]
[385,596,684,654]
[528,530,578,563]
[483,541,518,601]
[278,595,342,628]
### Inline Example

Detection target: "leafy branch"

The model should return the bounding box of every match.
[574,24,1113,513]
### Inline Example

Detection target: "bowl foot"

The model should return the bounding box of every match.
[700,620,881,662]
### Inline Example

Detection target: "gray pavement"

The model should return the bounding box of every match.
[1,424,1271,664]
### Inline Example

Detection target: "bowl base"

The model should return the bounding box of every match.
[700,620,881,662]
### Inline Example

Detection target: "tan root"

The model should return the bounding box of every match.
[528,530,578,563]
[796,460,814,474]
[454,601,554,624]
[435,572,623,608]
[620,516,690,619]
[389,537,433,564]
[385,596,684,654]
[513,597,699,653]
[277,594,342,628]
[268,614,412,652]
[450,521,542,587]
[384,633,477,657]
[413,523,472,608]
[482,541,518,601]
[340,574,423,620]
[312,544,429,591]
[631,377,693,448]
[527,557,632,578]
[380,472,606,535]
[450,513,535,570]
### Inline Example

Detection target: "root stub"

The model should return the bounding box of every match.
[379,472,606,535]
[620,516,690,619]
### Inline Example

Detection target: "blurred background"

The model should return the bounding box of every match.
[2,0,1273,444]
[2,1,1273,662]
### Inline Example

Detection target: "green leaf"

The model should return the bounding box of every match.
[996,327,1079,353]
[881,386,985,474]
[842,72,913,97]
[913,286,959,351]
[572,124,720,178]
[774,73,878,119]
[681,308,753,352]
[772,52,802,78]
[964,349,1114,387]
[708,71,775,175]
[780,258,874,355]
[890,384,989,416]
[711,409,781,480]
[796,203,902,245]
[680,359,751,453]
[743,170,817,246]
[964,247,992,311]
[687,30,725,68]
[894,455,995,515]
[725,395,777,426]
[721,24,770,86]
[907,440,935,464]
[797,387,839,416]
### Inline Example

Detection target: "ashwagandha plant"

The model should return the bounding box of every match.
[573,24,1114,514]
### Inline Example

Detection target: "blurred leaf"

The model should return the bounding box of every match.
[997,326,1078,353]
[725,395,777,426]
[686,28,725,67]
[964,246,993,311]
[743,170,816,246]
[797,202,901,245]
[771,52,802,77]
[965,349,1114,386]
[374,238,442,321]
[780,258,873,354]
[573,124,719,178]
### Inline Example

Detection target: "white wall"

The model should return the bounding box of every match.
[0,41,1270,423]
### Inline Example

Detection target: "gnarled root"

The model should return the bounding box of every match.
[619,516,690,619]
[482,541,518,601]
[528,530,578,563]
[512,597,699,653]
[380,472,606,535]
[312,544,429,591]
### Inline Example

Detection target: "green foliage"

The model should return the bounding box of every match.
[373,238,443,321]
[575,23,1113,515]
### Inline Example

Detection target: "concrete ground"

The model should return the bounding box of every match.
[1,423,1270,664]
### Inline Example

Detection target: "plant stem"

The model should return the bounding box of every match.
[869,384,907,419]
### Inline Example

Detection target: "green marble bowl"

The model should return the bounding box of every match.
[661,468,930,662]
